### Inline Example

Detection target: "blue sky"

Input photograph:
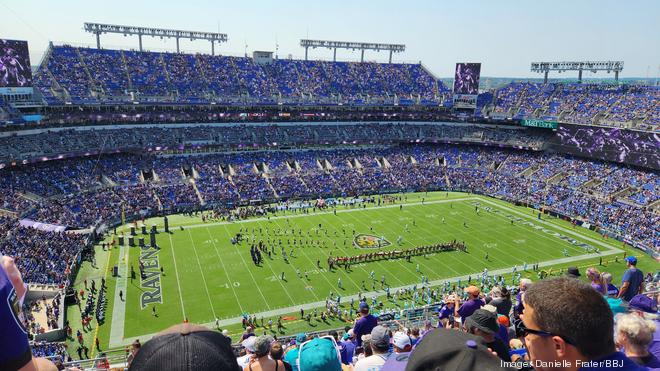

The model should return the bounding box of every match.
[2,0,659,78]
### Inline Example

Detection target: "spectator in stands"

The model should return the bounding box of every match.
[522,277,645,371]
[241,326,256,341]
[128,323,239,371]
[586,267,607,295]
[353,325,390,371]
[410,326,421,345]
[618,257,644,302]
[602,272,620,297]
[392,331,412,353]
[405,328,517,371]
[283,333,306,371]
[127,339,141,367]
[566,267,581,279]
[357,335,372,362]
[338,329,356,365]
[353,302,377,347]
[514,278,533,318]
[627,294,660,359]
[296,336,344,371]
[615,313,660,368]
[243,335,284,371]
[270,341,292,371]
[455,286,485,323]
[0,255,57,371]
[463,308,510,361]
[237,336,257,369]
[486,286,512,316]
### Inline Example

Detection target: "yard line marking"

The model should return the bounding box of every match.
[221,224,273,311]
[461,200,586,259]
[252,219,319,303]
[169,197,476,230]
[412,203,526,274]
[339,210,415,285]
[477,197,621,253]
[168,232,187,320]
[205,228,245,314]
[187,230,218,320]
[269,217,360,294]
[112,246,620,348]
[316,212,414,287]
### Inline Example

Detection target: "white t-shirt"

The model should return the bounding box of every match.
[237,354,253,369]
[353,353,388,371]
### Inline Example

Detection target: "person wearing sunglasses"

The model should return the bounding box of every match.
[520,277,646,371]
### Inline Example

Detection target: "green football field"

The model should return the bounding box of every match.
[65,191,658,355]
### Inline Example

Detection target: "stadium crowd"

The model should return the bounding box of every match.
[35,45,447,106]
[27,44,659,133]
[491,82,659,130]
[0,141,658,289]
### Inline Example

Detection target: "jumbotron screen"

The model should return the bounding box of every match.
[453,63,481,95]
[0,39,32,88]
[553,124,660,170]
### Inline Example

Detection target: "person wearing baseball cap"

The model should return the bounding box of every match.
[566,267,581,278]
[127,323,240,371]
[392,331,412,353]
[353,302,378,347]
[354,325,390,371]
[405,328,516,371]
[463,309,510,362]
[237,335,258,369]
[455,286,484,324]
[0,256,57,371]
[283,333,306,371]
[339,329,356,365]
[296,336,344,371]
[619,256,644,302]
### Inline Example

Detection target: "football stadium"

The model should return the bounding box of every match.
[1,1,659,370]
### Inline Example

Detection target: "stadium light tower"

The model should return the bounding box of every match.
[531,61,624,83]
[84,22,228,55]
[300,39,405,63]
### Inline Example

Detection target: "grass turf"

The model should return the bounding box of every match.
[64,191,658,355]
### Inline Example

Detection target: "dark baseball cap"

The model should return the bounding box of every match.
[566,267,581,278]
[464,309,499,334]
[624,256,637,265]
[405,328,515,371]
[129,323,240,371]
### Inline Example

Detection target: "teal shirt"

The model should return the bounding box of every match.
[284,347,300,371]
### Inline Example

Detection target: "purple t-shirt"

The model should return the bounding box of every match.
[353,314,378,346]
[606,283,619,297]
[438,304,453,320]
[457,298,484,323]
[0,263,32,370]
[339,339,356,365]
[514,291,524,315]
